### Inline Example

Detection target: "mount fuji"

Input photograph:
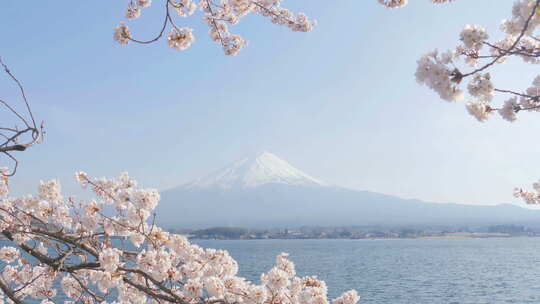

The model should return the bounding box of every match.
[184,151,327,190]
[157,152,540,228]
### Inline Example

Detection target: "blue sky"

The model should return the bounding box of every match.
[1,0,539,206]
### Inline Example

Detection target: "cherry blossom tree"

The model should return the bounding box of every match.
[376,1,533,123]
[0,172,360,304]
[383,0,540,203]
[410,0,540,122]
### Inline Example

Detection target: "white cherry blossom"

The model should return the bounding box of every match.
[0,173,360,304]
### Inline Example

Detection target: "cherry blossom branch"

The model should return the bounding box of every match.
[0,58,43,176]
[494,88,540,100]
[461,0,540,78]
[0,173,360,304]
[114,0,314,55]
[127,0,172,44]
[415,0,540,123]
[1,227,180,303]
[0,277,24,304]
[69,272,105,303]
[483,41,540,58]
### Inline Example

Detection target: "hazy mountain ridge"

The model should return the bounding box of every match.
[157,152,540,228]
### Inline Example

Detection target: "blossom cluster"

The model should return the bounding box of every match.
[0,172,360,304]
[515,178,540,204]
[378,0,453,9]
[415,0,540,122]
[114,0,315,56]
[459,25,489,51]
[168,27,195,50]
[415,50,463,102]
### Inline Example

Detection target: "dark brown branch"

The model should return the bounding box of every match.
[120,266,187,303]
[0,58,36,128]
[123,277,179,303]
[484,41,540,58]
[494,88,540,100]
[69,273,105,303]
[128,0,171,44]
[0,277,24,304]
[0,58,43,176]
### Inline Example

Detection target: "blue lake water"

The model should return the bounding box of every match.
[194,238,540,304]
[3,237,540,303]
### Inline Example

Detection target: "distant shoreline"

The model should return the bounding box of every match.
[1,234,535,243]
[190,234,538,241]
[172,224,540,241]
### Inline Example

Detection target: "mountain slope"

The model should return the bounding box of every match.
[156,152,540,228]
[184,151,326,189]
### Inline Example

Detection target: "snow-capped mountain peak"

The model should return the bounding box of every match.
[184,151,327,189]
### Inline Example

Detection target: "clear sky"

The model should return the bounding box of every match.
[1,0,539,206]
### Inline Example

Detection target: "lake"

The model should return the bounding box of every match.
[194,238,540,304]
[3,237,540,303]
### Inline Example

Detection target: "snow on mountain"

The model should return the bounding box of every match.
[158,152,540,228]
[184,151,327,189]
